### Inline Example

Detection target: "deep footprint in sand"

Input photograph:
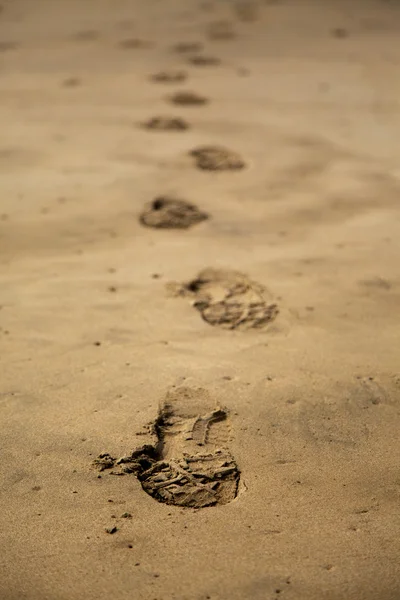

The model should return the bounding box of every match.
[190,146,245,171]
[93,387,240,508]
[169,268,279,330]
[139,196,208,229]
[141,116,189,131]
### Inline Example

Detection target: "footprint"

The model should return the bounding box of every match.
[118,38,153,49]
[93,387,240,508]
[188,55,221,66]
[172,42,204,54]
[139,196,209,229]
[169,268,279,330]
[169,91,208,106]
[199,1,214,12]
[234,1,259,22]
[141,116,189,131]
[150,70,187,83]
[207,21,236,40]
[189,146,245,171]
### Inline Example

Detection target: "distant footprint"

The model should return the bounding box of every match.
[207,21,236,40]
[169,91,209,106]
[93,387,240,508]
[190,145,245,170]
[188,55,221,66]
[150,70,187,83]
[118,38,153,49]
[141,116,189,131]
[172,42,204,54]
[234,1,259,22]
[199,0,214,11]
[169,268,279,330]
[140,196,208,229]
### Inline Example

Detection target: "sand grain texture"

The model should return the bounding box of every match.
[1,1,400,599]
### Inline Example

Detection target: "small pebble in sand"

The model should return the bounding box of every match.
[105,526,118,534]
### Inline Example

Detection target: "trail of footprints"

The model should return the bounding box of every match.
[94,15,279,509]
[141,23,246,238]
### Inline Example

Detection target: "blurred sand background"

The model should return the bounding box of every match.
[1,0,400,598]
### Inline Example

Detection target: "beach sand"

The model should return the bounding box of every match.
[1,0,400,598]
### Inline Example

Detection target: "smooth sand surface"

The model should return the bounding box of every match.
[1,0,400,598]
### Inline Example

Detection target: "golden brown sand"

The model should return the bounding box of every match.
[1,0,400,598]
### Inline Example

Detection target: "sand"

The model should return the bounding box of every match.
[1,0,400,598]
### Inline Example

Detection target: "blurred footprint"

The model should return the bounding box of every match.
[189,146,245,170]
[168,268,279,330]
[206,20,236,40]
[169,91,209,106]
[172,42,204,53]
[140,196,208,229]
[140,116,189,131]
[150,70,187,83]
[118,38,154,49]
[188,55,221,66]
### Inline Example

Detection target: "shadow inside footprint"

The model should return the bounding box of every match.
[172,42,204,54]
[93,387,240,508]
[118,38,153,49]
[188,55,221,66]
[140,196,208,229]
[141,116,189,131]
[234,1,259,22]
[150,70,187,83]
[169,91,209,106]
[190,146,245,170]
[169,268,279,330]
[207,21,236,40]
